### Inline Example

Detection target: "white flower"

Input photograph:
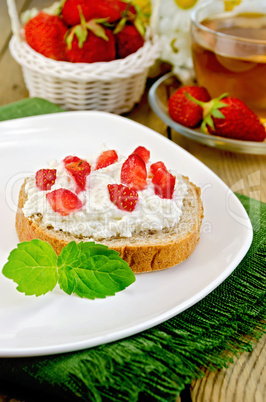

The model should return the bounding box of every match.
[157,0,206,83]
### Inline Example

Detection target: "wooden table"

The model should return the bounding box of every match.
[0,1,265,401]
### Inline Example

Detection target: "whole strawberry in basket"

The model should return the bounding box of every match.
[115,23,145,59]
[62,0,137,26]
[24,12,68,61]
[23,0,147,63]
[66,10,116,63]
[12,0,159,114]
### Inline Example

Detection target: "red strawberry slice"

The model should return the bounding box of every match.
[95,150,118,170]
[65,160,91,193]
[152,169,176,199]
[132,146,150,163]
[121,154,147,191]
[46,188,83,216]
[63,155,81,165]
[108,184,138,212]
[35,169,56,191]
[150,161,167,177]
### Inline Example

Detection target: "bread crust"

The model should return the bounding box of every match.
[16,179,203,273]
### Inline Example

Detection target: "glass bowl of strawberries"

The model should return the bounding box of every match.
[7,0,161,114]
[149,73,266,154]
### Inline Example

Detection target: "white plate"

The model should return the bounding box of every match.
[0,111,252,357]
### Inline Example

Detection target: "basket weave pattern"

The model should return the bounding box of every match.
[10,32,161,113]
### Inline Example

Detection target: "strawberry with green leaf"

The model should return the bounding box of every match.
[62,0,137,26]
[187,93,266,142]
[66,8,115,63]
[114,23,144,59]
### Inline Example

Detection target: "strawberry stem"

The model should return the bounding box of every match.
[86,19,110,41]
[185,91,229,133]
[66,6,89,49]
[114,17,127,34]
[113,1,146,37]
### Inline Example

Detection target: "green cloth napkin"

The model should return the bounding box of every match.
[0,98,64,121]
[0,98,265,402]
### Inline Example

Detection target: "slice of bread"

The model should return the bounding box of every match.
[16,177,203,273]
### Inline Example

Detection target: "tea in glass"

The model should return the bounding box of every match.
[191,0,266,119]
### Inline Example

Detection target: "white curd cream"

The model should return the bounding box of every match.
[23,151,188,240]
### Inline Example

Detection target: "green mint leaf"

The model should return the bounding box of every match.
[3,240,135,299]
[79,241,122,260]
[57,241,103,299]
[72,255,135,299]
[58,242,136,299]
[2,239,58,296]
[57,241,80,295]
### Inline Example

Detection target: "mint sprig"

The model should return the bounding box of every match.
[2,240,135,299]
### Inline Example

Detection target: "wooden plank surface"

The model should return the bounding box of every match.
[191,335,266,402]
[0,0,25,54]
[0,0,265,401]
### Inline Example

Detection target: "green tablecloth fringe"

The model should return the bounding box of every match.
[0,99,265,401]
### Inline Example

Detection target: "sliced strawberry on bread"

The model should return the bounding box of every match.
[121,154,147,191]
[108,184,138,212]
[152,168,176,199]
[63,155,82,165]
[150,161,167,176]
[132,146,150,163]
[95,150,118,170]
[65,159,91,193]
[46,189,83,216]
[35,169,56,191]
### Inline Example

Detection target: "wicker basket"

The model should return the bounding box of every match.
[7,0,161,114]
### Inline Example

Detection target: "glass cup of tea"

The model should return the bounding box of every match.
[190,0,266,120]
